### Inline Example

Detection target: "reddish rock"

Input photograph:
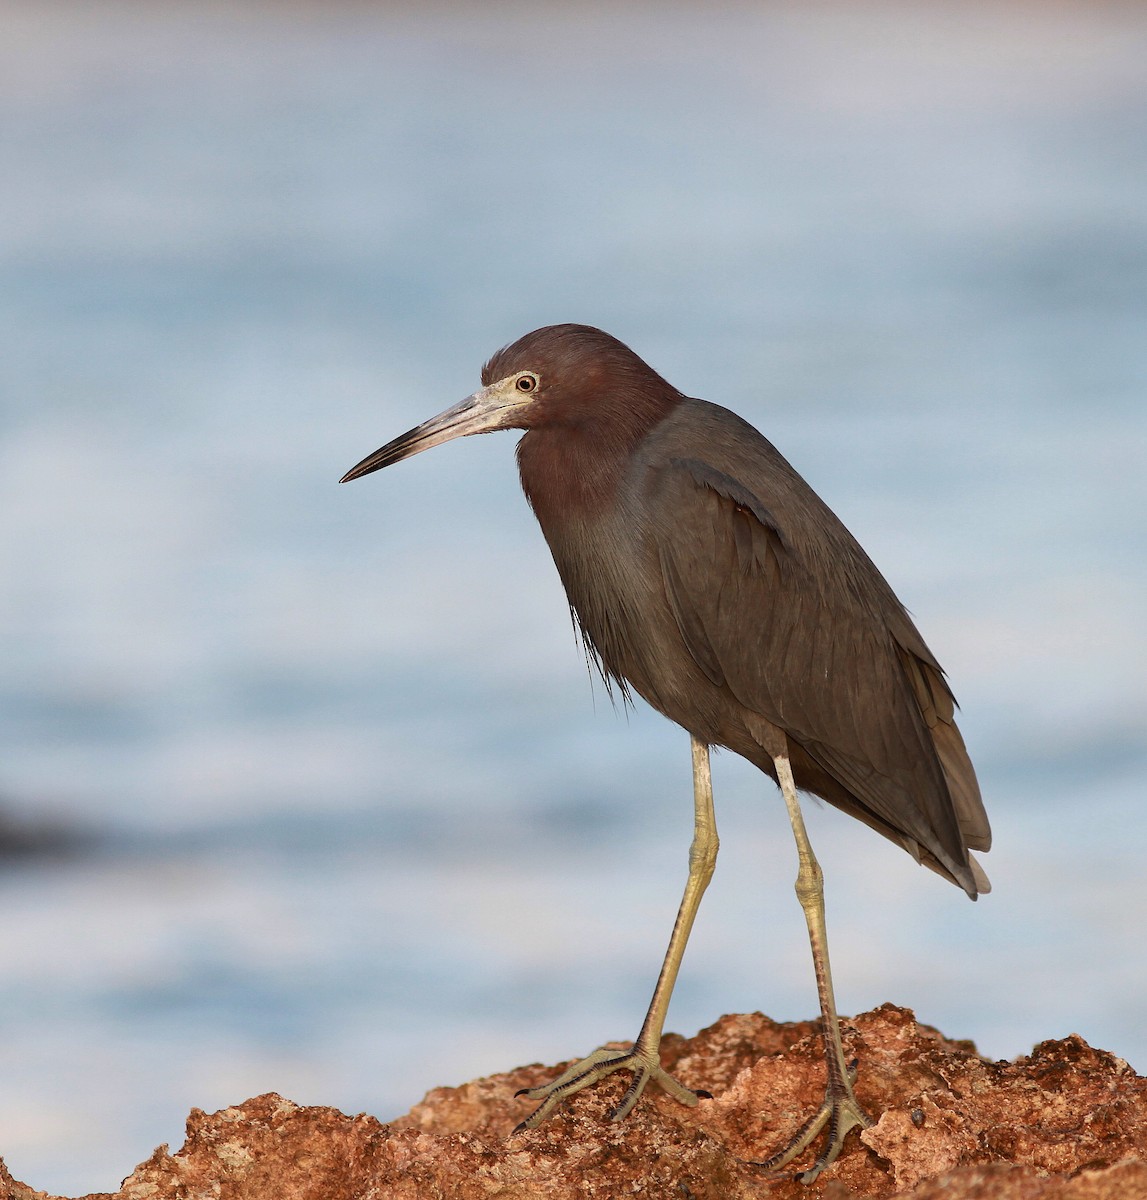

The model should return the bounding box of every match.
[2,1006,1146,1200]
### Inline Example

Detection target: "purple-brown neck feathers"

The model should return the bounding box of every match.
[486,325,682,520]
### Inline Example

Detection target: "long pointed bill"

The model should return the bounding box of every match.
[340,378,535,483]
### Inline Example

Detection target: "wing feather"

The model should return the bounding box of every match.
[642,432,986,889]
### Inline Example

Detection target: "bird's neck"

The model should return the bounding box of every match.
[516,395,677,522]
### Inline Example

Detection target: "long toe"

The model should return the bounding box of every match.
[755,1076,871,1184]
[513,1045,702,1132]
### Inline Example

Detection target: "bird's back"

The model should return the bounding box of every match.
[530,397,990,897]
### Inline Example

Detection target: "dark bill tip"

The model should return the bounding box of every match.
[339,429,421,483]
[339,382,526,485]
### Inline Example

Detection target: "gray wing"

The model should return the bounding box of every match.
[641,411,988,890]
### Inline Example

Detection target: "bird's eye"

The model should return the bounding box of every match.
[515,373,538,393]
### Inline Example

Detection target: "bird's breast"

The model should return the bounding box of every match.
[530,482,721,736]
[516,410,760,746]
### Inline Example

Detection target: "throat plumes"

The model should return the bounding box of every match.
[515,425,617,520]
[517,382,679,519]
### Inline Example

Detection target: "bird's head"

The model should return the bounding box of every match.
[340,324,678,483]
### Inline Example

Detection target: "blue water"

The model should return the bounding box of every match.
[1,1,1145,1193]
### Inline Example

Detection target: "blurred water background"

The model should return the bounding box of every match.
[0,0,1145,1192]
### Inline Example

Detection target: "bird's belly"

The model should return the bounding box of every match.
[549,519,771,772]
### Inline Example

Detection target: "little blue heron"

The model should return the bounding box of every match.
[341,324,989,1181]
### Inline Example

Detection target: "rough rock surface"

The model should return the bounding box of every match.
[3,1005,1146,1200]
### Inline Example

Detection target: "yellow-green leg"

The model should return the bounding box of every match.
[514,735,718,1130]
[757,743,872,1183]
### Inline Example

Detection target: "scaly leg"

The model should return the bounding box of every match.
[515,736,718,1130]
[757,744,872,1183]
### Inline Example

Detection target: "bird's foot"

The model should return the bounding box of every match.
[754,1060,871,1185]
[513,1042,704,1132]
